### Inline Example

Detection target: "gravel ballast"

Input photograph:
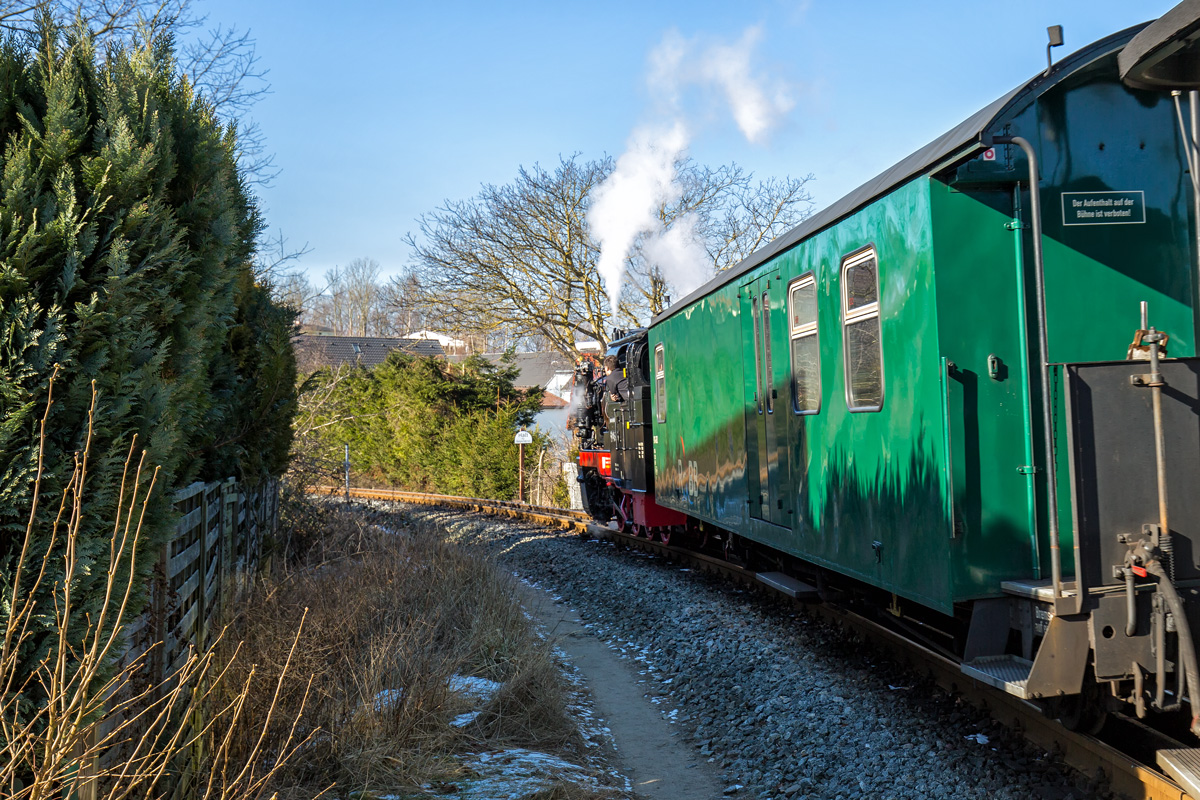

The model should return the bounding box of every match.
[388,504,1112,800]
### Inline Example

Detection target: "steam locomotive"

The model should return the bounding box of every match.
[574,5,1200,786]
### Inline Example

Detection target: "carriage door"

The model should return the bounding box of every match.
[742,270,793,527]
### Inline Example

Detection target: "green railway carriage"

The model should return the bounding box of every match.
[572,6,1200,760]
[651,21,1196,614]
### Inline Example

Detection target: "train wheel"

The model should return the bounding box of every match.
[615,495,634,533]
[659,527,670,545]
[611,502,626,531]
[1056,700,1107,735]
[1051,679,1107,735]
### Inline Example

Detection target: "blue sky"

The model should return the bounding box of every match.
[195,0,1180,283]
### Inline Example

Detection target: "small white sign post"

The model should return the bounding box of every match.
[514,429,533,502]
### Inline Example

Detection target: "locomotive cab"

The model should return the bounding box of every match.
[604,334,652,494]
[574,329,685,536]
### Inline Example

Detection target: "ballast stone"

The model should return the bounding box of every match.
[396,505,1107,800]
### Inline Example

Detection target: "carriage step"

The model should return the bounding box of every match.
[1157,748,1200,798]
[961,654,1033,699]
[1000,578,1076,602]
[755,571,819,600]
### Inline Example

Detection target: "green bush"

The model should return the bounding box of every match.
[304,352,547,498]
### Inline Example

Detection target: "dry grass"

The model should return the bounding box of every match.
[1,371,603,799]
[223,502,585,796]
[0,375,311,800]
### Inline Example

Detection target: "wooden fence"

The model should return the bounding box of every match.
[83,477,279,798]
[120,478,278,684]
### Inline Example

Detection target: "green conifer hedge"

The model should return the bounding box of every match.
[0,22,297,708]
[306,352,544,498]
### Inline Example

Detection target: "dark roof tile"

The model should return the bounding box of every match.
[294,334,445,368]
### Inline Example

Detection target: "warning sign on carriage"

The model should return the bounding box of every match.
[1062,190,1145,226]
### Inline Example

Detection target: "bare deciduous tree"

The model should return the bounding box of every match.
[308,267,351,335]
[273,270,319,318]
[623,164,815,319]
[408,156,613,357]
[257,227,314,290]
[382,271,428,337]
[342,256,382,337]
[298,257,400,338]
[286,363,360,488]
[408,154,814,357]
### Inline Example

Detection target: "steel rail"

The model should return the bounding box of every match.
[311,485,594,531]
[318,485,1193,800]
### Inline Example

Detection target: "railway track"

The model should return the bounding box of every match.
[316,485,1194,800]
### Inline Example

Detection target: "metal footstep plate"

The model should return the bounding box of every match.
[1158,748,1200,798]
[961,655,1033,699]
[755,571,819,600]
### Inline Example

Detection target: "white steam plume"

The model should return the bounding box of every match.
[703,27,794,144]
[591,25,794,318]
[591,122,689,318]
[641,213,710,299]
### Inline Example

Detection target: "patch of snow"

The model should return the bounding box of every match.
[451,711,481,727]
[449,674,502,703]
[964,733,990,745]
[444,748,603,800]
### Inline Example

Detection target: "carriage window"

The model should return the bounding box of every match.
[654,343,667,423]
[788,275,820,414]
[761,291,773,413]
[842,249,883,411]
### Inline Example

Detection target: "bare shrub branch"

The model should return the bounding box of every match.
[0,373,310,799]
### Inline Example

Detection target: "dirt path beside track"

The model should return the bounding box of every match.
[517,582,727,800]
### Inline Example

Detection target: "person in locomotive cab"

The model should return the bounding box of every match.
[604,355,626,404]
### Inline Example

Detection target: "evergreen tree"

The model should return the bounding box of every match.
[0,20,297,730]
[305,351,543,495]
